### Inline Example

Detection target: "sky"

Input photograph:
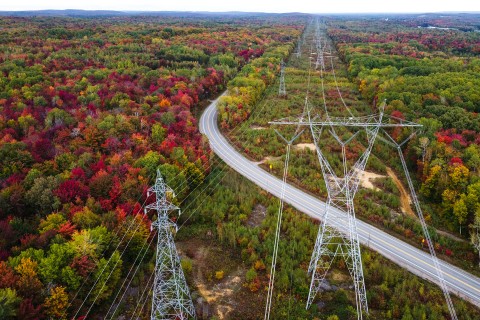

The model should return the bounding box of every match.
[1,0,479,14]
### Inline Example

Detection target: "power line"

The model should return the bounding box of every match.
[264,130,303,320]
[105,230,157,319]
[378,130,458,320]
[279,60,287,97]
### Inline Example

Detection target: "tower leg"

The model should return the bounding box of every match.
[308,200,331,274]
[306,200,368,320]
[344,207,368,318]
[307,224,343,308]
[307,199,344,308]
[151,218,196,320]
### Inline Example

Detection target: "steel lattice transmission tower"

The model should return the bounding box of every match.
[294,33,303,58]
[314,45,324,70]
[270,104,423,319]
[145,170,196,320]
[314,23,324,70]
[314,22,331,71]
[278,61,287,97]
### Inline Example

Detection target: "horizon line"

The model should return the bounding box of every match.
[1,8,479,14]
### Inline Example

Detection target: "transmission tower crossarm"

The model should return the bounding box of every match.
[278,60,287,96]
[270,114,422,128]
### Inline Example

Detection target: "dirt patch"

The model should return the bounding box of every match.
[178,241,245,320]
[331,270,349,283]
[294,143,316,151]
[256,155,282,165]
[356,167,415,217]
[356,169,386,191]
[386,167,415,217]
[247,204,266,227]
[196,265,244,319]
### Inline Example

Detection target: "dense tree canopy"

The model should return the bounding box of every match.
[0,14,303,318]
[328,16,480,242]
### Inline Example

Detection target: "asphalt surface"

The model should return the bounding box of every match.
[199,92,480,308]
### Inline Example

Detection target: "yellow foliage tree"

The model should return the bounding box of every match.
[442,189,459,211]
[449,164,469,190]
[44,286,69,319]
[420,164,442,198]
[14,258,42,297]
[69,229,98,258]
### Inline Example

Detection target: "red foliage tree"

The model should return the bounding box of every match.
[54,179,89,203]
[18,298,43,320]
[0,261,17,288]
[57,221,77,237]
[70,255,96,277]
[71,167,86,181]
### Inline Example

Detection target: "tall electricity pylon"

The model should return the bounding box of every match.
[278,61,286,97]
[145,170,196,320]
[270,104,422,319]
[294,35,302,58]
[314,49,324,70]
[314,22,331,70]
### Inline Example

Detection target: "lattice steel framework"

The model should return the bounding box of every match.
[145,170,195,320]
[279,61,286,96]
[294,33,303,58]
[314,21,331,70]
[271,105,423,319]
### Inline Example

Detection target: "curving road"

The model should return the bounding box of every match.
[199,92,480,308]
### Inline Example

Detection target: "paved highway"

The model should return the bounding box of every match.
[199,92,480,308]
